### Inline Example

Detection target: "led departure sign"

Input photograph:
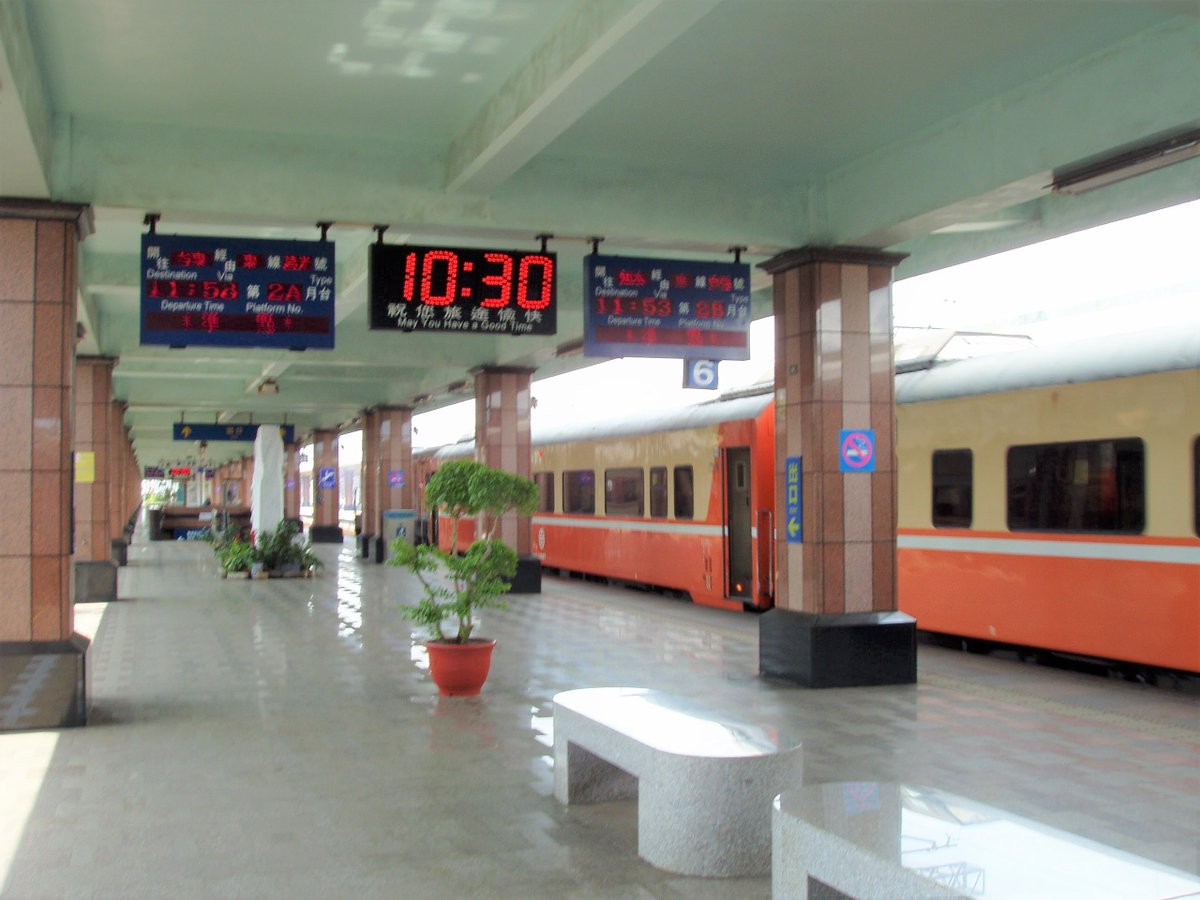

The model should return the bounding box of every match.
[140,233,335,349]
[368,243,556,336]
[583,254,751,360]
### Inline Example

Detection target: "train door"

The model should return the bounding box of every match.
[725,447,753,600]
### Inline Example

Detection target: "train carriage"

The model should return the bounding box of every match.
[420,326,1199,673]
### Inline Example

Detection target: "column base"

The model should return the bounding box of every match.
[309,525,343,543]
[0,634,90,730]
[356,533,375,558]
[374,535,390,564]
[508,555,542,594]
[74,561,118,603]
[759,609,916,688]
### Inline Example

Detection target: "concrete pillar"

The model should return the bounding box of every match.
[358,409,380,558]
[372,406,413,562]
[473,366,539,591]
[310,429,342,542]
[108,402,128,552]
[242,455,254,509]
[757,247,915,688]
[0,199,91,730]
[73,358,120,601]
[284,442,300,521]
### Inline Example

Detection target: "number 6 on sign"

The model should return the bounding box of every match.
[684,359,719,390]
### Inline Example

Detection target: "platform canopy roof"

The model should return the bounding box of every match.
[1,0,1197,467]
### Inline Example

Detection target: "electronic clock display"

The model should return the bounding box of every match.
[368,243,556,336]
[583,253,752,361]
[140,233,335,350]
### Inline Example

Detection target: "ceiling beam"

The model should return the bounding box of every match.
[0,0,52,197]
[445,0,721,194]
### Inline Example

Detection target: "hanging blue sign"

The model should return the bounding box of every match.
[683,359,719,390]
[583,254,751,360]
[172,423,296,443]
[839,430,876,473]
[785,456,802,543]
[140,233,335,349]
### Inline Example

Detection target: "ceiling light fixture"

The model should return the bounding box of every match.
[1051,126,1200,195]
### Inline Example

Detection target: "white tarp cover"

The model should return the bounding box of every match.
[251,425,285,536]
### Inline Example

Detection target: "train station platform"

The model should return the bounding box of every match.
[2,525,1197,898]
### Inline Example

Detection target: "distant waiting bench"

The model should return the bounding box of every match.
[773,782,1200,899]
[151,506,250,540]
[552,686,803,877]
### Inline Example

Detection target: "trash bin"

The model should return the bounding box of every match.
[382,509,417,546]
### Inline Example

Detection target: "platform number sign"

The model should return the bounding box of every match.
[839,430,876,473]
[683,359,719,390]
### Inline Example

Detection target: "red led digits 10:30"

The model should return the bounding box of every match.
[400,248,553,310]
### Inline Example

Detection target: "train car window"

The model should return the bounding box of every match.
[562,470,595,515]
[1194,437,1199,536]
[534,472,555,513]
[931,449,972,528]
[650,467,667,518]
[605,468,644,517]
[1007,438,1144,533]
[674,466,694,519]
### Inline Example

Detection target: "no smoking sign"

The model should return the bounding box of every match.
[839,429,876,473]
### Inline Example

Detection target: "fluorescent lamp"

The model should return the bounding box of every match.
[1051,127,1200,195]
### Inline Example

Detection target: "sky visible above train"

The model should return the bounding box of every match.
[409,199,1200,450]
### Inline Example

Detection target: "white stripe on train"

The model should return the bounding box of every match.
[897,533,1200,565]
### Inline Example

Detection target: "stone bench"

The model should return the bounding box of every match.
[552,686,803,877]
[773,782,1200,899]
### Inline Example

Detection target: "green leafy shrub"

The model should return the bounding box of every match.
[389,460,536,643]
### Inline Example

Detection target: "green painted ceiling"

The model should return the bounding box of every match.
[0,0,1196,468]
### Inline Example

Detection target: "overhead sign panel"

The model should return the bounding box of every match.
[173,423,296,443]
[368,243,556,336]
[583,254,751,360]
[140,233,335,349]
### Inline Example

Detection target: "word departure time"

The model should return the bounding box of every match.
[368,244,557,336]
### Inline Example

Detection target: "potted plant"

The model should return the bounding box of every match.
[212,527,256,577]
[254,519,323,577]
[210,520,323,578]
[389,459,537,696]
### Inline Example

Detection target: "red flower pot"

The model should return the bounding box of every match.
[423,639,496,697]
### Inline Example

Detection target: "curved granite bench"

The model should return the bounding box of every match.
[773,782,1200,899]
[552,686,803,877]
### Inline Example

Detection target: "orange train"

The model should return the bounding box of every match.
[422,327,1200,674]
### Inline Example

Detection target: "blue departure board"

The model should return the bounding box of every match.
[140,233,335,349]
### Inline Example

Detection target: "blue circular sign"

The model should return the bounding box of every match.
[839,430,875,472]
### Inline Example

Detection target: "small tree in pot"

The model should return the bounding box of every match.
[389,459,538,695]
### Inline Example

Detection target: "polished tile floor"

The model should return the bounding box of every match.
[1,530,1197,898]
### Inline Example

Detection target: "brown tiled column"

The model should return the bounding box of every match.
[73,358,119,601]
[473,366,538,591]
[374,406,414,562]
[358,410,380,557]
[284,442,300,521]
[242,455,255,513]
[0,199,91,729]
[758,247,915,688]
[108,402,130,557]
[310,429,342,542]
